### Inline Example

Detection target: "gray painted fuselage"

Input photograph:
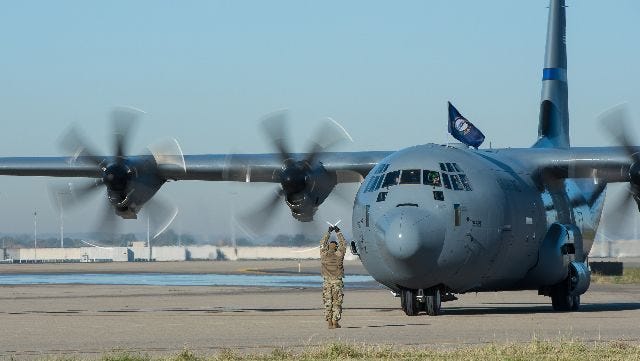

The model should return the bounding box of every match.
[353,143,605,294]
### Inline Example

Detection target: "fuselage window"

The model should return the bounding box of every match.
[400,169,421,184]
[442,173,452,189]
[458,174,472,191]
[445,163,456,172]
[376,191,387,202]
[450,175,464,190]
[452,163,463,172]
[439,163,446,172]
[423,170,442,187]
[382,170,400,188]
[433,191,444,201]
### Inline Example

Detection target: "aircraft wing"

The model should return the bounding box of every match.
[496,146,633,183]
[160,151,392,183]
[0,151,392,183]
[0,157,101,178]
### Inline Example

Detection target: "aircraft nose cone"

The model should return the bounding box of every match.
[376,207,445,263]
[384,212,422,259]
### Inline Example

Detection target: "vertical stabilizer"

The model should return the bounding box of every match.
[534,0,569,148]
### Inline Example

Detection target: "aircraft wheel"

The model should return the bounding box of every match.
[425,288,441,316]
[551,288,573,312]
[571,295,580,311]
[400,289,419,316]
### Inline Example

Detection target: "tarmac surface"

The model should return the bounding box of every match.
[1,260,640,359]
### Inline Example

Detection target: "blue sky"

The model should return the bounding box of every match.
[0,1,638,238]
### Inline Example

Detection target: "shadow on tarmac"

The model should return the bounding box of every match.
[442,302,640,315]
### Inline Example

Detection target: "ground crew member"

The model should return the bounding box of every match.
[320,225,347,329]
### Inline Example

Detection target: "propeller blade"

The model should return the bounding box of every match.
[238,188,284,233]
[110,106,143,160]
[599,103,640,164]
[602,184,636,240]
[328,184,357,207]
[59,125,104,166]
[95,199,121,242]
[147,137,186,173]
[49,179,104,212]
[260,109,292,163]
[144,196,179,239]
[304,117,353,165]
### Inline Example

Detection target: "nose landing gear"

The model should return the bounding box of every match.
[400,287,442,316]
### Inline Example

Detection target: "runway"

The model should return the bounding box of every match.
[1,261,639,359]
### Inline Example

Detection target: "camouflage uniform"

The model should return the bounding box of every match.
[320,230,347,324]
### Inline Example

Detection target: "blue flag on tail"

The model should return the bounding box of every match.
[447,102,485,149]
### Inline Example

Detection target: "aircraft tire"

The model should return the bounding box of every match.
[425,288,441,316]
[571,295,580,311]
[400,289,419,316]
[551,289,573,312]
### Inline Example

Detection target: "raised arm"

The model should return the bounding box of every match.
[335,229,347,254]
[320,230,331,255]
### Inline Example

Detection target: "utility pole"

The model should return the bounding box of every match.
[230,191,237,258]
[33,210,37,263]
[59,195,64,248]
[147,216,151,261]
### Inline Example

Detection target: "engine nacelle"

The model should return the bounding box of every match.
[569,260,590,296]
[104,155,165,219]
[524,222,582,286]
[283,162,337,222]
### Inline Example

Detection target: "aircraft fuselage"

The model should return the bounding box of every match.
[352,143,604,294]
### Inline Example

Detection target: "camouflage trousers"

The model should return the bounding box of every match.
[322,278,344,322]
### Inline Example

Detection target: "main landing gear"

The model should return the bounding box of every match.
[550,285,580,311]
[400,287,445,316]
[544,261,589,312]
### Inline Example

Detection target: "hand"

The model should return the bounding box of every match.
[328,226,334,233]
[333,226,340,233]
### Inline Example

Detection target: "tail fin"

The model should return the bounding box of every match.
[533,0,569,148]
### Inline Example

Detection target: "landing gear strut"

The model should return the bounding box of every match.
[400,287,441,316]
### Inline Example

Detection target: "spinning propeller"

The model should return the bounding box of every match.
[600,103,640,235]
[52,107,184,239]
[237,110,353,233]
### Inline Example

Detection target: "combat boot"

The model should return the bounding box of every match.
[333,320,341,329]
[328,320,335,329]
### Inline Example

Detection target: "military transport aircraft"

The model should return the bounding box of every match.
[0,0,636,315]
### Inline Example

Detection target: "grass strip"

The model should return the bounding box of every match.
[592,267,640,284]
[44,340,640,361]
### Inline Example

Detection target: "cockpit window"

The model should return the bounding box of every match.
[373,163,389,174]
[423,170,442,187]
[381,170,400,188]
[374,174,384,191]
[439,163,446,172]
[400,169,421,184]
[442,173,452,189]
[459,174,472,191]
[445,162,456,172]
[450,174,464,191]
[452,163,463,172]
[364,175,379,193]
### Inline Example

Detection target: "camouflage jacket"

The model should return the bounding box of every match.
[320,231,347,280]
